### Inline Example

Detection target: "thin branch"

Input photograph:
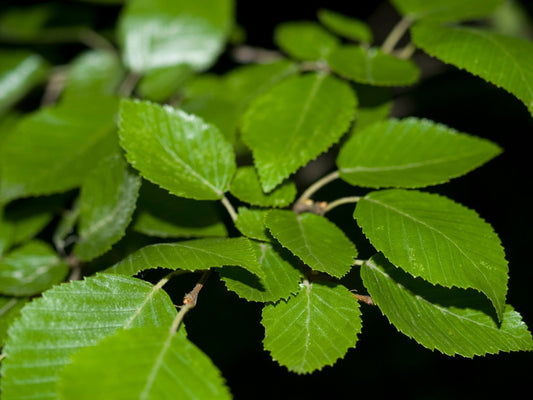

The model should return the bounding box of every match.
[381,17,413,54]
[323,196,361,214]
[78,28,116,53]
[353,259,365,266]
[118,72,141,97]
[221,195,238,221]
[41,66,68,107]
[171,270,211,333]
[231,45,283,63]
[66,253,82,281]
[294,170,340,206]
[396,42,416,60]
[353,293,375,306]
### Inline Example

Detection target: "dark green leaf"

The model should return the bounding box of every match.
[58,326,231,400]
[138,64,193,102]
[391,0,504,22]
[220,240,303,303]
[318,9,373,43]
[274,21,339,61]
[262,281,361,373]
[354,189,508,320]
[327,45,419,86]
[234,207,270,242]
[362,254,533,356]
[338,118,502,188]
[74,153,141,261]
[0,273,176,400]
[241,72,356,192]
[109,237,261,277]
[118,99,236,200]
[230,167,297,208]
[412,24,533,116]
[0,5,53,41]
[266,210,357,278]
[118,0,234,72]
[0,240,68,296]
[0,297,28,346]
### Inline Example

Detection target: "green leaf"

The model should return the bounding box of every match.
[412,24,533,116]
[234,207,270,242]
[118,99,236,200]
[61,50,124,101]
[74,153,141,261]
[230,167,297,208]
[262,281,361,373]
[266,210,357,278]
[109,237,261,277]
[362,254,533,357]
[182,60,297,142]
[0,240,68,296]
[58,326,231,400]
[489,0,533,39]
[52,197,80,255]
[338,117,502,188]
[138,64,193,102]
[0,50,48,115]
[0,297,28,346]
[0,273,176,400]
[133,181,227,239]
[0,4,53,41]
[118,0,234,73]
[391,0,504,23]
[354,189,509,320]
[220,240,302,303]
[274,21,339,61]
[327,45,420,86]
[242,72,356,192]
[318,9,373,43]
[0,96,119,203]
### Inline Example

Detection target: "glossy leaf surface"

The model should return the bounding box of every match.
[327,45,419,86]
[338,118,502,188]
[274,21,339,61]
[266,210,357,278]
[262,281,361,373]
[242,72,356,192]
[118,99,236,200]
[0,274,176,400]
[355,189,508,320]
[362,254,533,357]
[412,24,533,116]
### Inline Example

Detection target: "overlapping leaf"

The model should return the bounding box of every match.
[0,240,68,296]
[262,281,361,373]
[354,189,509,320]
[0,297,28,346]
[362,254,533,357]
[241,72,356,192]
[274,21,339,61]
[0,95,119,202]
[230,167,297,208]
[109,237,261,277]
[118,99,236,200]
[327,45,419,86]
[59,326,231,400]
[118,0,233,72]
[74,153,141,261]
[412,24,533,116]
[0,274,177,400]
[220,240,302,303]
[138,64,193,102]
[234,208,270,242]
[391,0,504,23]
[318,9,372,43]
[338,118,502,188]
[266,210,357,278]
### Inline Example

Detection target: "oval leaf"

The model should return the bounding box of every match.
[274,21,339,61]
[59,327,231,400]
[220,240,302,303]
[0,274,176,400]
[262,281,362,373]
[327,45,420,86]
[109,237,261,277]
[118,99,236,200]
[234,207,270,242]
[337,117,502,188]
[317,9,373,43]
[391,0,504,23]
[118,0,234,72]
[230,166,297,208]
[241,72,356,192]
[266,210,357,278]
[74,153,141,261]
[0,240,68,296]
[412,24,533,116]
[362,254,533,357]
[354,189,508,320]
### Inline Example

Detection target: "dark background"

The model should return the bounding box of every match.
[2,0,533,399]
